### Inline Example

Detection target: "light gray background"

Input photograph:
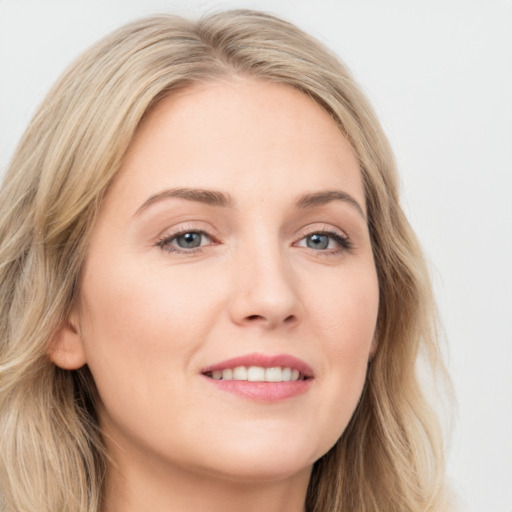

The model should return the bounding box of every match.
[1,1,511,510]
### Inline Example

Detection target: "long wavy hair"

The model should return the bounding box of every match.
[0,10,452,511]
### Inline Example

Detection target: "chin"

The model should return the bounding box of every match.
[187,432,328,484]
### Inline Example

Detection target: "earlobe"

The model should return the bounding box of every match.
[47,314,87,370]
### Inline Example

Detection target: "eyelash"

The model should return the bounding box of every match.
[156,226,352,255]
[295,228,352,254]
[156,229,216,254]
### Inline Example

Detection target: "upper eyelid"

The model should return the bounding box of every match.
[156,221,220,239]
[294,223,348,239]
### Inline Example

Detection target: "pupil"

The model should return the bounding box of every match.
[307,234,329,250]
[177,232,201,248]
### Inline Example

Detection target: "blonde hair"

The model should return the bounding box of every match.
[0,10,452,511]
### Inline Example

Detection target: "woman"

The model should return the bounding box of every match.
[0,10,452,512]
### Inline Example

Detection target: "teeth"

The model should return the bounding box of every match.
[233,366,248,380]
[247,366,265,381]
[265,367,282,382]
[209,366,303,382]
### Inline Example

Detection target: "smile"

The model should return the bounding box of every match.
[201,353,314,401]
[204,366,305,382]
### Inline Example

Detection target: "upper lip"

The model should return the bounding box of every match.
[201,352,314,379]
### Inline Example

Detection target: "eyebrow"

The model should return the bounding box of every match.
[295,190,365,219]
[134,187,233,215]
[134,187,365,219]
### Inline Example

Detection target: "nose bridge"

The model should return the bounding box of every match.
[229,228,301,328]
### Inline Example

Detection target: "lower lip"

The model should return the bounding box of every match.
[204,377,312,401]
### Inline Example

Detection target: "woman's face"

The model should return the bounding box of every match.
[67,80,379,483]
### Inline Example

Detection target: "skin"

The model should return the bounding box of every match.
[52,79,379,512]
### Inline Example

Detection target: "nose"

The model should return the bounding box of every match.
[228,244,302,330]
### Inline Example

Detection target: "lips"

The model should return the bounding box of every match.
[201,353,314,401]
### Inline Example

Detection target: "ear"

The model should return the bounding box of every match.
[47,311,87,370]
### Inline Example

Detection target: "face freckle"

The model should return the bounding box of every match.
[71,79,379,485]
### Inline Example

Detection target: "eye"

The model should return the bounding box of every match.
[174,232,207,249]
[157,230,213,253]
[295,230,351,252]
[305,233,331,250]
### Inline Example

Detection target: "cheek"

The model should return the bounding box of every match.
[81,255,219,333]
[76,261,225,399]
[307,263,379,349]
[303,265,378,440]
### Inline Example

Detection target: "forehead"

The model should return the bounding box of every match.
[109,79,364,214]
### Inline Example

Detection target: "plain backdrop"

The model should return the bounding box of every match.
[1,1,511,511]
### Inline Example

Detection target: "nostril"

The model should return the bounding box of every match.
[245,314,296,324]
